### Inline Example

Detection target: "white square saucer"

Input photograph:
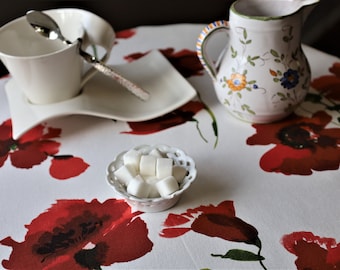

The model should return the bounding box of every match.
[6,50,197,139]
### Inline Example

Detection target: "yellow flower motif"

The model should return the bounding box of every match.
[227,73,247,91]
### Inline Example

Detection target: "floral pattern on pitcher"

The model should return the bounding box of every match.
[269,25,310,112]
[221,24,310,118]
[221,27,259,117]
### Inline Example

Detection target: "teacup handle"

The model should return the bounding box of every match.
[196,20,230,80]
[79,11,115,87]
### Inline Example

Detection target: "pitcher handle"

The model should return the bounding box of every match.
[196,20,230,80]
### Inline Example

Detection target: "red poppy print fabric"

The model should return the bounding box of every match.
[281,231,340,269]
[111,34,220,146]
[247,111,340,175]
[122,101,205,135]
[310,62,340,102]
[160,200,267,269]
[119,48,219,147]
[0,119,89,180]
[116,29,137,39]
[247,62,340,175]
[305,62,340,125]
[1,199,153,270]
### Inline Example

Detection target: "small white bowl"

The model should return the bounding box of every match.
[107,144,197,212]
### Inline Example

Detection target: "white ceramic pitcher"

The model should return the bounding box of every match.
[197,0,319,123]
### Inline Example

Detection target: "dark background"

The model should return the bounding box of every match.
[1,0,339,76]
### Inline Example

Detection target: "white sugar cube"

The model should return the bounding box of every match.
[126,175,150,198]
[123,149,141,171]
[149,148,164,158]
[172,165,187,184]
[145,176,161,198]
[139,155,156,176]
[156,176,179,197]
[114,165,137,186]
[156,158,173,179]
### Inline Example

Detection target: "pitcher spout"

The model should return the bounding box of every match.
[298,0,320,7]
[296,0,320,22]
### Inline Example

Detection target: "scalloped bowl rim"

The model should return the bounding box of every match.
[107,144,197,204]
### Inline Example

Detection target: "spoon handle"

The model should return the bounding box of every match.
[79,44,150,101]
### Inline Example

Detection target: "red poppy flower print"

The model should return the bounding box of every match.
[305,62,340,124]
[0,119,89,180]
[122,101,205,135]
[161,201,259,244]
[1,199,153,270]
[124,48,204,78]
[160,201,266,267]
[116,29,136,39]
[122,100,219,147]
[311,62,340,101]
[282,231,340,269]
[120,49,218,147]
[247,111,340,175]
[0,119,60,168]
[49,155,90,180]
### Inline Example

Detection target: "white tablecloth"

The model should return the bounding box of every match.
[0,24,339,269]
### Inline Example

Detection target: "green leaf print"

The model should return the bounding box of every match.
[211,249,265,261]
[243,28,247,39]
[270,49,279,57]
[231,46,237,58]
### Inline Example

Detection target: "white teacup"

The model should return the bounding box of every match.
[0,9,115,104]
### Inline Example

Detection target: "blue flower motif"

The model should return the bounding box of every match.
[280,69,299,89]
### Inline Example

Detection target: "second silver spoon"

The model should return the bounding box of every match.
[26,10,150,101]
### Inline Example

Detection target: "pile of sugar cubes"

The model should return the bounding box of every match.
[114,148,187,198]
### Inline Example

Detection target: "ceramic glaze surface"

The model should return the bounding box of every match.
[197,0,319,123]
[0,9,115,104]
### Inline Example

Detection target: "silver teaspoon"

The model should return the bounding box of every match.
[26,10,150,101]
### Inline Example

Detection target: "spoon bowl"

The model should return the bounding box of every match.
[26,10,69,43]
